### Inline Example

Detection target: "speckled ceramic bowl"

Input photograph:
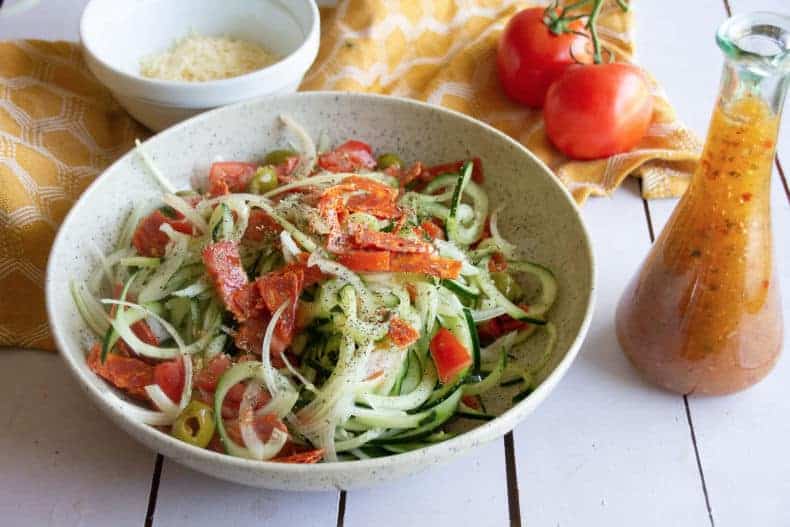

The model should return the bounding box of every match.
[46,92,595,490]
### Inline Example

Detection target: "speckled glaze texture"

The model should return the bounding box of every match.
[46,92,595,491]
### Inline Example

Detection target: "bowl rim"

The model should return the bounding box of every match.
[79,0,320,97]
[46,91,596,480]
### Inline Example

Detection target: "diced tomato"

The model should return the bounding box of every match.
[202,241,249,319]
[348,223,433,254]
[208,162,257,196]
[477,306,532,342]
[461,395,480,409]
[390,253,462,279]
[317,140,376,173]
[274,449,324,464]
[336,250,391,272]
[421,219,445,240]
[424,157,484,184]
[243,208,282,242]
[388,317,420,348]
[488,252,508,272]
[87,344,154,401]
[195,354,232,392]
[153,358,185,403]
[131,209,194,257]
[429,328,472,384]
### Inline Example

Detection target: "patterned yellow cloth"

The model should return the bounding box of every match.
[0,1,700,351]
[0,41,147,350]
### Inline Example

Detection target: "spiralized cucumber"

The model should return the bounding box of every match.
[73,128,562,462]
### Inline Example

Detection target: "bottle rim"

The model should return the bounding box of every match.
[717,11,790,74]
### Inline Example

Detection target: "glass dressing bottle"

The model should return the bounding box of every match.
[616,12,790,395]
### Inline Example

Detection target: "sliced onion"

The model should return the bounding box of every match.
[279,114,316,179]
[162,193,209,233]
[135,139,176,194]
[260,302,291,397]
[489,207,518,259]
[145,384,180,417]
[280,231,301,263]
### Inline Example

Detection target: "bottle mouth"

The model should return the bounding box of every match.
[717,11,790,73]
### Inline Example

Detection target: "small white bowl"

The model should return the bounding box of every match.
[46,92,595,490]
[80,0,320,131]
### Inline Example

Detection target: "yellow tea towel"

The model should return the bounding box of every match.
[0,41,147,350]
[0,1,700,351]
[301,0,701,201]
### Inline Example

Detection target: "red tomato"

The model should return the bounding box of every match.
[195,355,232,392]
[429,328,472,384]
[153,359,185,403]
[243,208,282,242]
[496,7,589,108]
[336,250,391,272]
[208,162,257,196]
[131,209,194,257]
[318,140,377,172]
[544,63,654,159]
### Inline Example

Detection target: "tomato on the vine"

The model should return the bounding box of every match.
[543,63,654,160]
[496,7,589,108]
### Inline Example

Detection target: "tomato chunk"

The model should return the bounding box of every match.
[390,253,462,279]
[429,328,472,384]
[318,140,377,173]
[202,241,249,319]
[243,208,282,242]
[195,354,232,392]
[132,209,194,257]
[336,250,391,272]
[208,162,257,196]
[388,317,420,348]
[153,358,185,403]
[87,344,153,401]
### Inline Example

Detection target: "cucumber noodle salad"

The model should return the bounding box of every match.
[71,116,558,463]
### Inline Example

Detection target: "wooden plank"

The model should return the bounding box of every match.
[0,351,154,527]
[152,460,340,526]
[514,180,709,526]
[343,439,510,527]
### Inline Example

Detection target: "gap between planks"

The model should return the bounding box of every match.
[144,454,164,527]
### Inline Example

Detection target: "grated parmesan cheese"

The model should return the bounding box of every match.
[140,34,279,82]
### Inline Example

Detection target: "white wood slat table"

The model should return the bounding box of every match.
[1,1,788,526]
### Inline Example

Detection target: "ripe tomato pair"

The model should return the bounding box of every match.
[496,7,653,160]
